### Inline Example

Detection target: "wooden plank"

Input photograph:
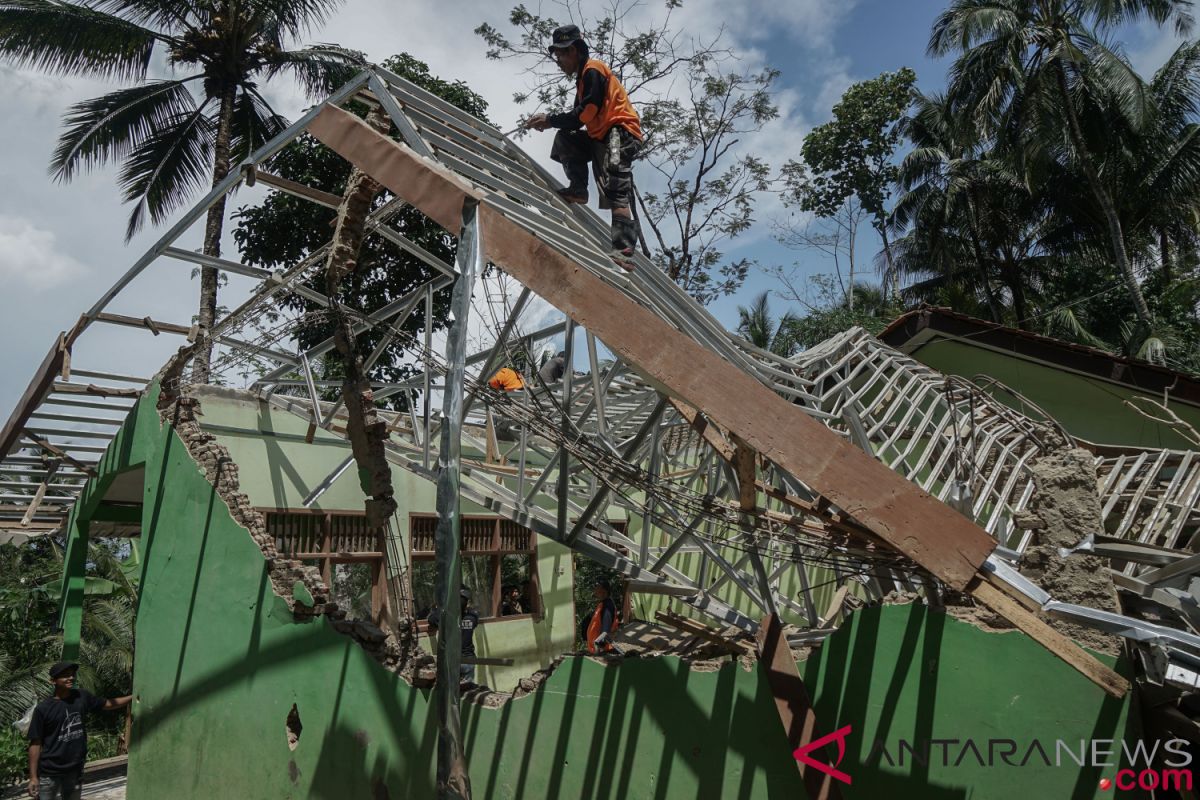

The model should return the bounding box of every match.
[0,334,66,460]
[20,431,97,477]
[756,613,845,800]
[970,578,1128,698]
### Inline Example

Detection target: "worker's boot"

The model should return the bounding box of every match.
[610,216,639,271]
[558,160,589,205]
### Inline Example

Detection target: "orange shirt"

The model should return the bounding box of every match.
[488,367,524,392]
[576,59,642,141]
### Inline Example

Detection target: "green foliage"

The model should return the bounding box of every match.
[0,727,27,786]
[736,292,799,357]
[787,68,917,226]
[0,539,136,728]
[784,275,896,351]
[233,53,489,395]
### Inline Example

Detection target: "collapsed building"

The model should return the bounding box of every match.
[1,67,1199,799]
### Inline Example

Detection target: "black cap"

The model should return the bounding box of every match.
[548,24,584,53]
[460,587,471,601]
[595,578,611,593]
[48,661,78,679]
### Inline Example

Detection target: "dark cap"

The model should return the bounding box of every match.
[548,24,584,52]
[48,661,78,679]
[460,587,471,601]
[595,578,611,593]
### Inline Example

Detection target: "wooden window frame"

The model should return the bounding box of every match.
[408,514,542,628]
[259,508,388,625]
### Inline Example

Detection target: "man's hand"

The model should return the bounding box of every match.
[27,776,37,798]
[524,113,549,132]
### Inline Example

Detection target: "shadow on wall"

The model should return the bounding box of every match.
[460,655,800,800]
[802,603,1141,800]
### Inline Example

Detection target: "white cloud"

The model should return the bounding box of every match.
[0,215,86,290]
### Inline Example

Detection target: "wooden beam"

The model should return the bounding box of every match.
[20,431,96,477]
[51,383,141,399]
[756,613,845,800]
[255,170,344,209]
[733,436,757,511]
[95,312,192,337]
[0,334,66,460]
[970,578,1129,698]
[21,460,60,527]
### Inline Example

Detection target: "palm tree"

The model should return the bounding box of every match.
[0,0,363,381]
[894,92,1005,321]
[736,291,799,357]
[929,0,1193,331]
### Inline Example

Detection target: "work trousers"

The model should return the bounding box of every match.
[550,126,641,210]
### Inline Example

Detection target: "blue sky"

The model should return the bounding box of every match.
[0,0,1185,413]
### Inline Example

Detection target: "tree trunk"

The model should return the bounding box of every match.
[966,190,1004,322]
[1053,61,1153,328]
[1002,262,1030,329]
[1160,228,1173,283]
[877,222,897,303]
[324,107,398,535]
[193,85,238,384]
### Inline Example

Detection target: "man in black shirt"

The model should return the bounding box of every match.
[427,587,482,686]
[27,661,131,799]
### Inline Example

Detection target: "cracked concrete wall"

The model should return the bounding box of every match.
[1020,447,1122,656]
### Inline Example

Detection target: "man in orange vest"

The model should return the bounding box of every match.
[585,578,621,655]
[487,366,524,392]
[524,24,643,269]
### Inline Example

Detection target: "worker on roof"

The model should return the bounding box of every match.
[585,578,620,655]
[523,23,643,269]
[487,366,525,392]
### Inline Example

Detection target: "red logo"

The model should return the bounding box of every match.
[794,725,853,785]
[1099,778,1112,790]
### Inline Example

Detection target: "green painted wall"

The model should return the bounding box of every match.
[118,396,803,798]
[912,338,1200,449]
[802,603,1142,799]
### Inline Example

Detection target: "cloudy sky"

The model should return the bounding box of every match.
[0,0,1182,415]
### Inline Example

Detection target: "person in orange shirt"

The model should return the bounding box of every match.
[524,24,643,268]
[487,367,525,392]
[585,579,620,655]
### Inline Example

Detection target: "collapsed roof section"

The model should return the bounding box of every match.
[3,66,1200,698]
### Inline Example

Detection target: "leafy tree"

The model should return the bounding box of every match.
[477,0,779,304]
[785,275,895,351]
[0,0,365,381]
[233,54,489,397]
[783,68,917,296]
[928,0,1194,331]
[736,291,798,357]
